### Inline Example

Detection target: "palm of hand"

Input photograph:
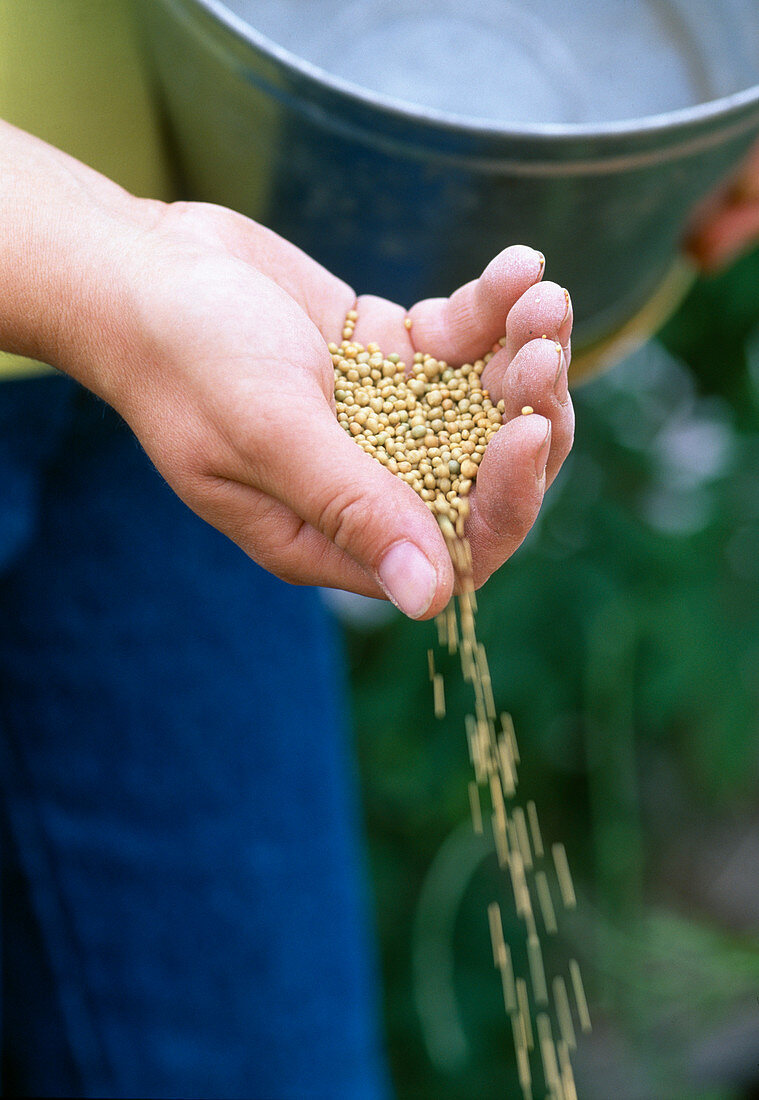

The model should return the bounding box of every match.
[119,201,574,619]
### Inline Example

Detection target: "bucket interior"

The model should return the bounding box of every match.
[221,0,759,126]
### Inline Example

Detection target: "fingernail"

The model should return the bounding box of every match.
[536,423,552,481]
[378,541,438,619]
[553,343,569,404]
[559,288,573,344]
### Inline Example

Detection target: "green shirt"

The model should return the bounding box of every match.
[0,0,175,376]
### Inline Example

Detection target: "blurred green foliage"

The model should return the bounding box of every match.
[345,248,759,1100]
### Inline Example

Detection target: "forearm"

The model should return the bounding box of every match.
[0,119,160,382]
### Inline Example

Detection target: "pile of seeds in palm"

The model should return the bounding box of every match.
[330,313,506,541]
[332,310,589,1100]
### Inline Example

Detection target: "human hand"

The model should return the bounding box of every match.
[686,138,759,272]
[97,203,573,618]
[1,123,573,620]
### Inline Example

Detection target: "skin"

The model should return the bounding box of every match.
[0,118,575,620]
[686,138,759,272]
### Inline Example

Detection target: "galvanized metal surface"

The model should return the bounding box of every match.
[138,0,759,356]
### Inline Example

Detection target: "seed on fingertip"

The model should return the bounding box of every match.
[522,405,534,416]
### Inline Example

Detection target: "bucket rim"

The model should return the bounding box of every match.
[181,0,759,141]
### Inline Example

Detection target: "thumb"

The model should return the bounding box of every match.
[255,394,455,618]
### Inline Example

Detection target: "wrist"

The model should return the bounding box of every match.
[0,120,164,394]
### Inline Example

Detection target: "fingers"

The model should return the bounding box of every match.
[482,337,574,487]
[153,211,575,606]
[405,245,545,364]
[231,391,456,619]
[351,294,416,361]
[456,277,574,586]
[502,280,572,364]
[180,474,387,597]
[464,413,551,588]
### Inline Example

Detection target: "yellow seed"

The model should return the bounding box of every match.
[432,673,445,718]
[515,1045,532,1099]
[500,712,520,764]
[499,947,517,1018]
[526,800,544,858]
[515,977,534,1051]
[512,806,533,870]
[468,780,483,834]
[553,843,577,909]
[497,734,516,797]
[569,960,591,1033]
[536,1014,562,1097]
[558,1039,578,1100]
[535,869,558,934]
[527,934,548,1005]
[553,975,577,1050]
[487,901,505,966]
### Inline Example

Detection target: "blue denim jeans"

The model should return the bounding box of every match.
[0,376,387,1098]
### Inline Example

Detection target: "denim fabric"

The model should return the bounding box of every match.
[0,376,387,1099]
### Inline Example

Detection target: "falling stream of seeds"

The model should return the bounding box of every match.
[333,311,590,1100]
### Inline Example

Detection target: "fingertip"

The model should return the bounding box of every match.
[462,414,550,586]
[377,536,454,620]
[505,280,571,362]
[473,412,550,528]
[533,415,552,481]
[474,245,546,325]
[377,539,436,619]
[406,245,547,365]
[502,410,552,479]
[559,287,573,348]
[481,244,546,292]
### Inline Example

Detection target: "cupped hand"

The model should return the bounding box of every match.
[99,202,574,619]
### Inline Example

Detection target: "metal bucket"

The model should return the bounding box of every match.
[138,0,759,378]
